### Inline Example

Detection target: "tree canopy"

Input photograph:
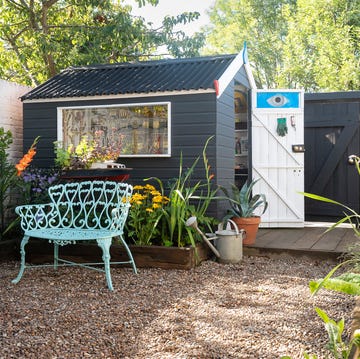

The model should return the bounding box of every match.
[0,0,205,86]
[203,0,360,91]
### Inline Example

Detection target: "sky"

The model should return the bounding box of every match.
[123,0,216,35]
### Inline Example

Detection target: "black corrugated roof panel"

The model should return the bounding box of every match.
[22,54,236,100]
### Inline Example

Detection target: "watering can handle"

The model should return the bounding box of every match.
[220,219,240,234]
[229,220,247,239]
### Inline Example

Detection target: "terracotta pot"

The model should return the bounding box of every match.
[231,216,261,246]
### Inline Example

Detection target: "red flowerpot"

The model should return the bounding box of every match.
[231,216,261,246]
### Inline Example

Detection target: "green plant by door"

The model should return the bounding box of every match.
[220,178,268,220]
[282,155,360,358]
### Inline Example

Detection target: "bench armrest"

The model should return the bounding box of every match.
[15,203,57,231]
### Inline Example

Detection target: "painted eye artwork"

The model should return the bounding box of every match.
[256,91,300,109]
[266,94,290,107]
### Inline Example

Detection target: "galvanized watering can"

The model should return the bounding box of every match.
[186,217,245,264]
[215,220,245,264]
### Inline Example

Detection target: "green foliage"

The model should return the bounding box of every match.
[312,307,356,359]
[0,0,205,86]
[0,127,17,239]
[302,191,360,238]
[282,307,360,359]
[204,0,360,91]
[220,179,268,219]
[126,183,169,246]
[311,273,360,296]
[146,136,219,247]
[301,156,360,298]
[282,0,360,91]
[54,137,95,170]
[21,167,60,204]
[54,142,72,170]
[203,0,296,88]
[282,156,360,358]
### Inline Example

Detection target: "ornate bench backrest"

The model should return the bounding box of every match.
[47,181,133,232]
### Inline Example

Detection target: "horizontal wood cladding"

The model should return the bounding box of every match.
[234,68,251,89]
[305,91,360,103]
[304,102,360,125]
[23,92,217,189]
[215,81,237,219]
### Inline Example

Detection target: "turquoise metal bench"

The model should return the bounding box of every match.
[12,180,136,291]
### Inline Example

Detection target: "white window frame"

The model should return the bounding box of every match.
[57,101,171,157]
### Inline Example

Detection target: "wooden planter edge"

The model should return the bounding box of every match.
[13,240,212,270]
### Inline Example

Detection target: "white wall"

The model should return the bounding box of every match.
[0,80,32,161]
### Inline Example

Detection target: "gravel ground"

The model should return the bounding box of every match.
[0,255,355,359]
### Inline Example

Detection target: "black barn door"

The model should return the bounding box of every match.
[304,93,360,221]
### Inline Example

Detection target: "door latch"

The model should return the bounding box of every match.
[292,144,305,153]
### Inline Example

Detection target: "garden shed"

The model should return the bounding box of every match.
[21,46,305,226]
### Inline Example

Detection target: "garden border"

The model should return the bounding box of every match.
[9,239,211,270]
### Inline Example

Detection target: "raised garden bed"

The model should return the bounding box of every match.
[0,239,16,262]
[13,240,211,270]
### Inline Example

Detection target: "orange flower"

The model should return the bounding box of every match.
[15,138,39,176]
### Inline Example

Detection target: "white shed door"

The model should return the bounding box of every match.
[251,90,305,228]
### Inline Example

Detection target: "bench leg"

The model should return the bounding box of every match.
[54,242,59,270]
[96,237,113,291]
[118,235,137,274]
[12,235,30,284]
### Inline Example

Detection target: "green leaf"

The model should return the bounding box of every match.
[309,260,353,296]
[315,307,331,323]
[311,275,360,296]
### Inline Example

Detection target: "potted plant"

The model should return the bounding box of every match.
[54,134,122,171]
[54,135,131,181]
[221,178,268,245]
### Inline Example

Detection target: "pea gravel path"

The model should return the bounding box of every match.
[0,255,355,359]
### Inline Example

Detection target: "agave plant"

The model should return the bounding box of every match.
[221,178,268,220]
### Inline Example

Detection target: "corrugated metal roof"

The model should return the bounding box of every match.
[22,54,236,100]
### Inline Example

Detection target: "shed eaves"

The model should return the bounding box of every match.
[21,54,237,100]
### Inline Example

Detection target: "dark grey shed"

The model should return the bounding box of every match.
[21,50,255,219]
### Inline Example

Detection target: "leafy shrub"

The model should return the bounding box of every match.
[127,184,169,245]
[126,136,219,247]
[0,128,38,239]
[21,167,60,204]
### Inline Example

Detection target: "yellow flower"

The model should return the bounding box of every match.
[132,193,145,201]
[145,207,153,212]
[130,192,147,205]
[152,195,164,203]
[144,184,156,191]
[133,185,144,190]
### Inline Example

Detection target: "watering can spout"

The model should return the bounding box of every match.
[186,216,221,258]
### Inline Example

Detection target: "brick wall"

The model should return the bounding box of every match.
[0,80,32,161]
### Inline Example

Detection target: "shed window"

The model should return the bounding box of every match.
[57,102,170,157]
